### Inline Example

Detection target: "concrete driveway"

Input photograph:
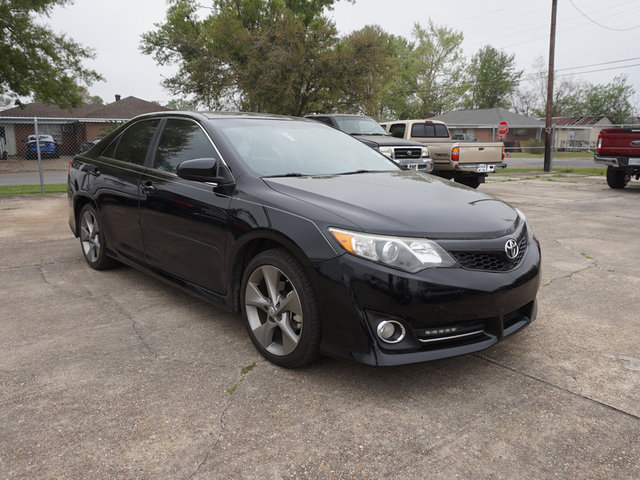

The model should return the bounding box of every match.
[1,175,638,479]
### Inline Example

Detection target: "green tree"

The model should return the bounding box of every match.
[564,75,636,124]
[375,34,420,119]
[511,57,582,118]
[410,21,466,118]
[464,45,522,109]
[0,0,102,108]
[165,98,199,111]
[141,0,361,116]
[332,25,395,116]
[76,86,103,105]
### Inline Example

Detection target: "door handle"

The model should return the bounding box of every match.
[141,180,156,193]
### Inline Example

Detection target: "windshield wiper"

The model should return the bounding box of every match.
[263,172,307,178]
[339,169,376,175]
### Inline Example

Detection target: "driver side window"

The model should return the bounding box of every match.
[153,119,219,173]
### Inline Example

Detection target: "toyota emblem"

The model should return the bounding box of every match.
[504,238,519,261]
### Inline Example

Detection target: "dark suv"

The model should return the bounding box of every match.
[305,114,433,172]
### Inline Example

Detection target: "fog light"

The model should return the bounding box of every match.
[376,320,406,344]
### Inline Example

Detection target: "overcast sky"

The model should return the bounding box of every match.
[45,0,640,108]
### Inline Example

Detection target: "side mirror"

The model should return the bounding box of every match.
[176,158,235,186]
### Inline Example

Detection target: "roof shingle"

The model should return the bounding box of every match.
[0,96,170,119]
[429,108,544,127]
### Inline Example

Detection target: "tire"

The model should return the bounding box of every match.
[78,204,118,270]
[240,249,321,368]
[455,176,481,189]
[606,166,629,189]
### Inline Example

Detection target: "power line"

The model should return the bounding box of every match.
[554,62,640,77]
[463,1,640,57]
[464,0,640,52]
[568,0,640,31]
[520,57,640,79]
[555,56,640,73]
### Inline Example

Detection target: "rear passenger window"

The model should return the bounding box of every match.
[153,119,219,173]
[410,123,449,138]
[411,123,428,137]
[389,124,406,138]
[113,119,160,165]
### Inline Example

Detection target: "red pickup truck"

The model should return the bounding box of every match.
[594,128,640,189]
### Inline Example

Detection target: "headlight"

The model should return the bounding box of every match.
[329,228,456,273]
[421,146,429,158]
[378,146,393,158]
[515,208,533,240]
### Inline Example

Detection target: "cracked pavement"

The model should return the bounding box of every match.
[1,175,639,479]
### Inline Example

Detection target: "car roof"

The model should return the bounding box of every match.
[129,111,299,122]
[380,119,448,126]
[306,113,369,118]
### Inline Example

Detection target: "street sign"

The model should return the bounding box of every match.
[498,121,509,137]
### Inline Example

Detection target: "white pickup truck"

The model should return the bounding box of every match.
[380,119,506,188]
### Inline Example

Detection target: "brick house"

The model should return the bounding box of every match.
[0,96,171,157]
[429,108,545,151]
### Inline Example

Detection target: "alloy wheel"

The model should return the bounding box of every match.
[80,209,101,264]
[244,265,303,357]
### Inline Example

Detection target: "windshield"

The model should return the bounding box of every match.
[215,119,400,177]
[334,116,389,135]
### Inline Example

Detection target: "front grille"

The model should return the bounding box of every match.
[393,147,423,159]
[451,236,528,272]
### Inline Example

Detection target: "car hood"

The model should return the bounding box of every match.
[264,170,518,239]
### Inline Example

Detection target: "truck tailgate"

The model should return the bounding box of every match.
[599,129,640,157]
[459,143,503,164]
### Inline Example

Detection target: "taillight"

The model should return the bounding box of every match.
[502,146,505,160]
[597,134,602,153]
[451,147,459,162]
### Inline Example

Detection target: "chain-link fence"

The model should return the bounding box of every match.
[1,116,639,191]
[0,116,125,190]
[447,122,640,154]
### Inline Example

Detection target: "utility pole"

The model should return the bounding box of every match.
[544,0,557,172]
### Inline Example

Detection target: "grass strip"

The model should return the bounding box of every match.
[0,184,67,196]
[508,152,594,159]
[496,167,605,175]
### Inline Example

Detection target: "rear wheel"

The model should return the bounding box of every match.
[79,204,118,270]
[606,166,629,189]
[241,249,321,368]
[455,176,481,189]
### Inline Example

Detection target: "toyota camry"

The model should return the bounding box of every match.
[68,112,541,368]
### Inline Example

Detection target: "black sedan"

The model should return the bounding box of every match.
[68,112,541,368]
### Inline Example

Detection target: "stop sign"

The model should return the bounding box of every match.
[498,121,509,137]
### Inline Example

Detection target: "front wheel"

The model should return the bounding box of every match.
[79,204,118,270]
[606,166,629,189]
[240,249,321,368]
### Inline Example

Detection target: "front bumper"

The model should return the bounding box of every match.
[312,237,541,366]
